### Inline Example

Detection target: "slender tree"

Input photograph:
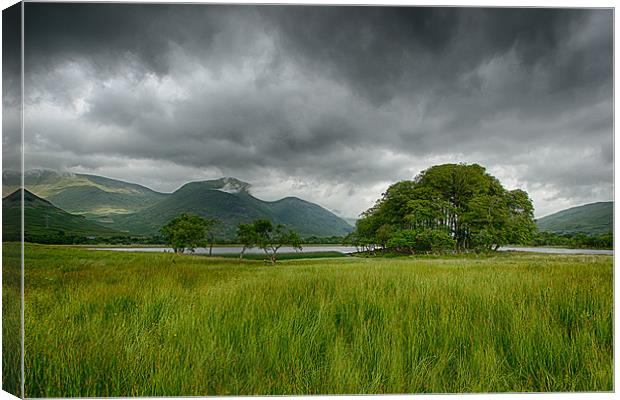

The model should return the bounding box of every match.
[206,219,220,256]
[160,213,217,254]
[237,222,257,260]
[237,219,302,264]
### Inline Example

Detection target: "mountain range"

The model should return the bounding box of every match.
[3,170,165,217]
[3,170,353,238]
[536,201,613,236]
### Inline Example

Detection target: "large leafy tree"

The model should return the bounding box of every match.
[160,213,217,254]
[355,163,536,253]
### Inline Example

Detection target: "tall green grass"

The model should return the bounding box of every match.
[3,243,22,397]
[22,244,612,396]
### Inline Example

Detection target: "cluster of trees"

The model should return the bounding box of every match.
[101,236,166,245]
[302,235,347,244]
[532,231,613,249]
[20,232,165,245]
[347,163,537,254]
[23,232,93,245]
[160,214,302,264]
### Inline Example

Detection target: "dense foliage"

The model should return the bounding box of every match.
[532,231,613,249]
[302,235,347,244]
[237,219,302,264]
[160,213,217,254]
[350,163,536,253]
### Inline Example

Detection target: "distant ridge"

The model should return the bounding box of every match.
[3,170,353,238]
[536,201,613,236]
[3,170,166,217]
[113,178,354,237]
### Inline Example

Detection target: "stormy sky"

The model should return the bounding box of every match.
[8,4,614,219]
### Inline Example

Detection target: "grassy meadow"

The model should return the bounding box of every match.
[18,244,613,396]
[2,243,22,397]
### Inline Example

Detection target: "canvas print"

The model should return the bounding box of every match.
[2,2,614,397]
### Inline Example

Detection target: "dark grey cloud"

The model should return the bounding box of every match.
[269,8,612,105]
[3,3,20,102]
[3,3,22,172]
[15,4,614,218]
[24,3,268,79]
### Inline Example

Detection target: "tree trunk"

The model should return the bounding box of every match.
[263,248,273,264]
[239,246,246,260]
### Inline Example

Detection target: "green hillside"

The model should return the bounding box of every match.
[4,172,353,239]
[536,202,613,235]
[112,178,353,237]
[3,170,166,216]
[2,189,121,241]
[268,196,354,236]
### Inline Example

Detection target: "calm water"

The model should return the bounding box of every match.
[91,245,359,255]
[92,245,612,255]
[499,246,613,255]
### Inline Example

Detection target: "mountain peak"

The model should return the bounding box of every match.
[190,177,251,194]
[4,188,54,206]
